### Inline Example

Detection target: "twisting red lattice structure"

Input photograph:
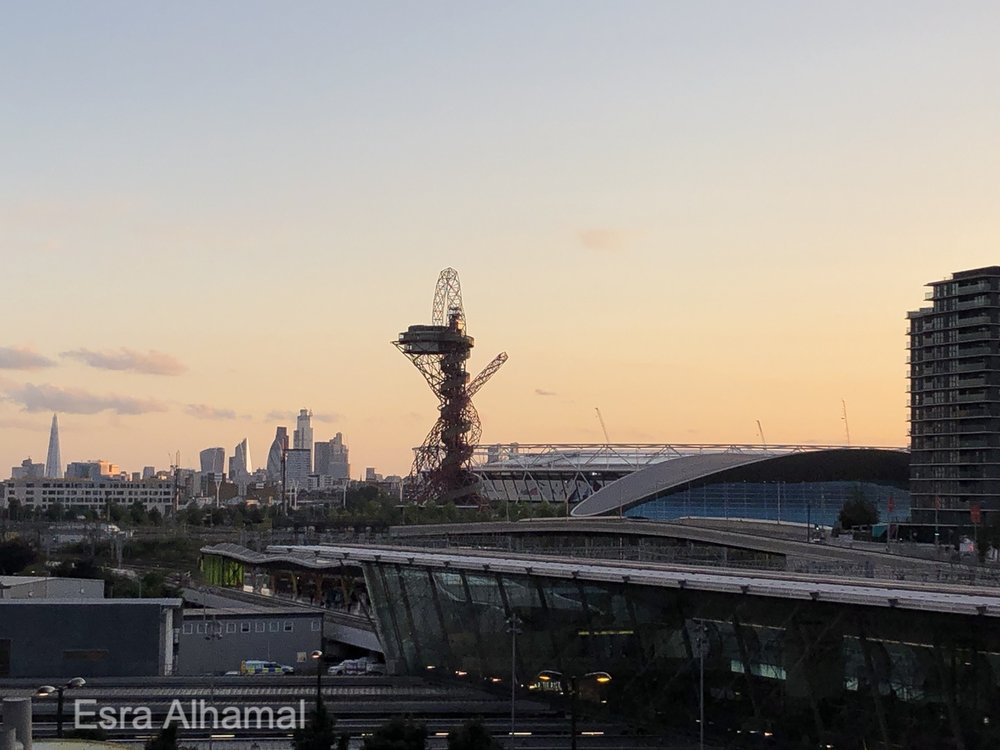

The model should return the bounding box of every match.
[393,268,507,503]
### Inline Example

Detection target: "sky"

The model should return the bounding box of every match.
[2,1,1000,478]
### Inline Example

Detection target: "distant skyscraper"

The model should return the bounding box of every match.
[66,460,119,480]
[11,458,45,480]
[314,441,332,476]
[230,438,252,480]
[293,409,313,472]
[284,448,311,487]
[200,447,225,475]
[329,432,349,479]
[44,414,62,479]
[314,432,350,479]
[266,427,288,481]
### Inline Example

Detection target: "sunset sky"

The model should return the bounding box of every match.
[3,2,1000,478]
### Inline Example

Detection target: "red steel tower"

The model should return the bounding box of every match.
[394,268,507,503]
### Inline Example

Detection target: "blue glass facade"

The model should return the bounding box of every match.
[625,480,911,525]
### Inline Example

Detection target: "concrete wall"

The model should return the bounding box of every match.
[0,577,104,600]
[0,600,180,678]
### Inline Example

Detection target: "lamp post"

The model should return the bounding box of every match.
[536,670,611,750]
[204,618,223,750]
[692,621,709,750]
[311,650,324,712]
[507,614,522,749]
[35,677,86,737]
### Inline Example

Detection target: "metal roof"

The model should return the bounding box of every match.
[201,543,1000,618]
[571,452,775,516]
[570,447,908,517]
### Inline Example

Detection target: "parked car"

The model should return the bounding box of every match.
[240,659,294,675]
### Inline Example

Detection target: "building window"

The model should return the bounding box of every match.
[269,622,279,633]
[283,621,293,632]
[182,623,194,635]
[226,622,236,634]
[255,622,265,633]
[196,623,206,634]
[311,621,321,632]
[241,623,251,633]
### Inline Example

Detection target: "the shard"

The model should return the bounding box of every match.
[44,413,62,478]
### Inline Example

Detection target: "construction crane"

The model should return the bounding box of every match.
[595,408,611,445]
[756,420,768,453]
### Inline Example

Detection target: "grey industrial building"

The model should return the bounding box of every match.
[0,599,181,678]
[177,607,322,675]
[909,266,1000,524]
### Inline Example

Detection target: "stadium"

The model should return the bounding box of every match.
[471,443,910,526]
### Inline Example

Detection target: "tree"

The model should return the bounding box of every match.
[447,719,502,750]
[292,703,343,750]
[838,487,879,529]
[0,538,36,574]
[145,724,178,750]
[128,501,150,526]
[362,717,427,750]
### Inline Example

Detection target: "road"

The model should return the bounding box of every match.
[0,676,696,749]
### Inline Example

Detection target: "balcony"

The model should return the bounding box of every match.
[957,330,994,343]
[956,281,992,294]
[955,298,996,311]
[957,314,993,327]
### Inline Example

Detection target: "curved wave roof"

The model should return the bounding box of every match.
[570,448,908,517]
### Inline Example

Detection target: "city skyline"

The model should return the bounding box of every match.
[3,3,1000,476]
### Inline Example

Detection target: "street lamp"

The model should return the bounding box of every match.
[506,614,522,749]
[35,677,86,737]
[536,670,611,750]
[311,650,324,712]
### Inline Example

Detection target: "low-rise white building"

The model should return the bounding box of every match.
[1,478,175,513]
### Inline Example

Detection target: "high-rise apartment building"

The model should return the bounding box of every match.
[45,414,62,479]
[908,266,1000,524]
[266,427,288,482]
[200,447,225,475]
[293,409,313,473]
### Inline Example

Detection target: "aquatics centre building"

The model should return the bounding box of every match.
[472,443,909,526]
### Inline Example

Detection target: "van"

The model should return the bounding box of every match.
[327,658,366,675]
[328,657,385,676]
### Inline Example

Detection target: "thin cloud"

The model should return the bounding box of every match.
[577,228,632,252]
[535,388,557,397]
[2,382,167,415]
[0,346,56,370]
[0,416,46,430]
[61,348,186,375]
[186,404,238,420]
[265,409,340,423]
